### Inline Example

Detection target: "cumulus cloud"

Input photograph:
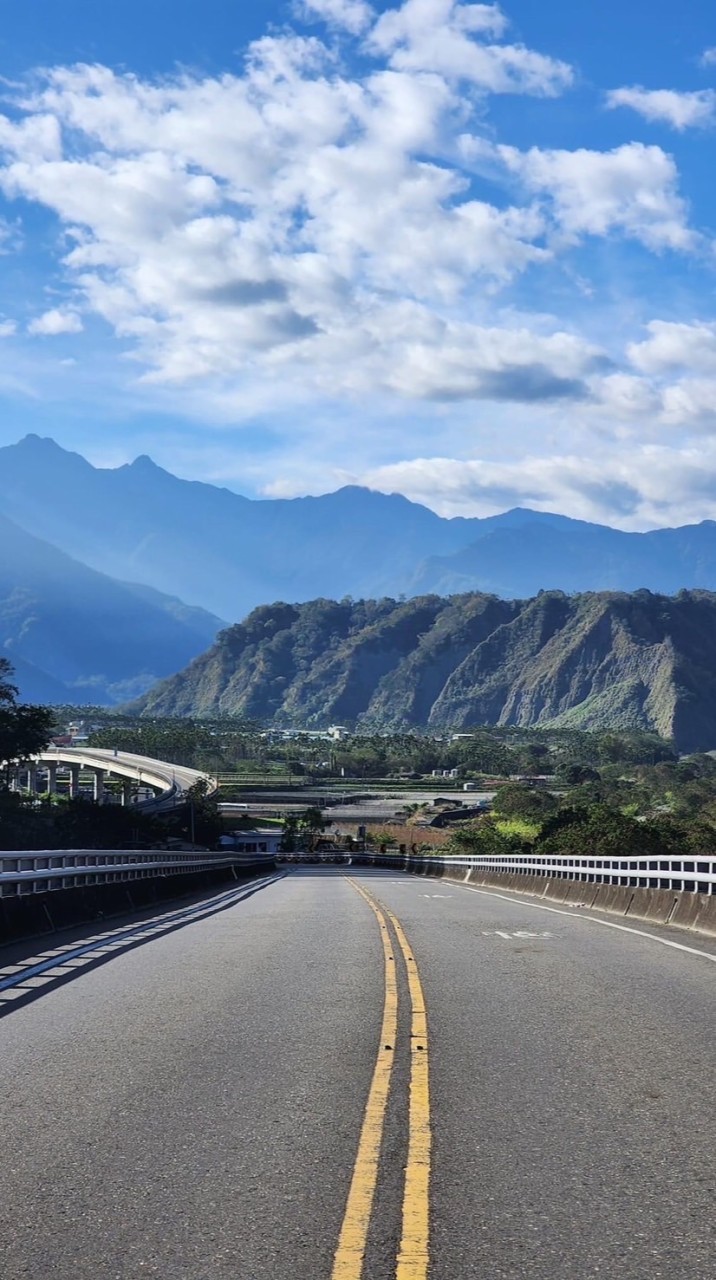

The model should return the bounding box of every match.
[356,445,716,527]
[496,141,694,251]
[700,47,716,67]
[628,320,716,374]
[0,0,706,521]
[378,319,602,401]
[369,0,572,95]
[0,5,583,403]
[299,0,374,33]
[606,86,716,130]
[27,308,83,335]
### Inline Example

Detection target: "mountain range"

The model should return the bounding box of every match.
[0,510,222,703]
[4,433,716,711]
[129,589,716,752]
[6,434,716,624]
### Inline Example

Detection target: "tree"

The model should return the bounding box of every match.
[183,778,222,846]
[491,783,558,821]
[300,806,325,836]
[0,658,55,781]
[281,814,299,852]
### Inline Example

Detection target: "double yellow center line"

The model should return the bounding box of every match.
[331,879,431,1280]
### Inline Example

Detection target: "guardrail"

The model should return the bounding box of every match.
[358,850,716,893]
[0,849,277,896]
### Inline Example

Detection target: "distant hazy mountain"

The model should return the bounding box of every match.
[0,435,477,620]
[0,512,223,703]
[129,589,716,753]
[410,513,716,598]
[5,435,716,624]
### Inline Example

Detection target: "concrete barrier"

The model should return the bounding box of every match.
[625,889,679,928]
[588,885,634,916]
[385,857,716,940]
[692,896,716,937]
[668,891,711,933]
[562,881,599,908]
[0,861,275,946]
[0,895,55,943]
[542,879,575,904]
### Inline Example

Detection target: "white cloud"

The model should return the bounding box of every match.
[28,308,83,335]
[700,47,716,67]
[369,0,572,95]
[497,141,694,251]
[375,317,602,401]
[660,377,716,427]
[0,11,577,402]
[0,0,707,529]
[354,444,716,527]
[606,86,716,130]
[299,0,374,34]
[628,320,716,374]
[0,319,16,337]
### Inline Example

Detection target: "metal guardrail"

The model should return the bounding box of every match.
[359,851,716,893]
[0,849,277,896]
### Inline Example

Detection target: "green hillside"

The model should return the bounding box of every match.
[129,589,716,752]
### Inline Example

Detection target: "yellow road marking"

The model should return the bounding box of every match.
[331,882,398,1280]
[386,907,431,1280]
[340,878,432,1280]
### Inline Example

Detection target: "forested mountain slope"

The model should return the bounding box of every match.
[129,589,716,752]
[0,512,223,703]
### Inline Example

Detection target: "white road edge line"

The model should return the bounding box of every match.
[454,883,716,963]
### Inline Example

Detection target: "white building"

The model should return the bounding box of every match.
[219,829,282,855]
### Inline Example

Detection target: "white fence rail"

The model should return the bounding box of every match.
[360,851,716,894]
[0,849,277,896]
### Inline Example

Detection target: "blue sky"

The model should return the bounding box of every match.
[0,0,716,528]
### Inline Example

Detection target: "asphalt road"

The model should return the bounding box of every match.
[1,868,714,1279]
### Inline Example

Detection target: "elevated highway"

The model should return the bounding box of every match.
[13,748,217,812]
[1,865,714,1280]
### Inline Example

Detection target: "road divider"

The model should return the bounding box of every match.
[333,879,431,1280]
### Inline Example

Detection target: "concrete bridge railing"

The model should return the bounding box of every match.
[354,849,716,936]
[357,850,716,893]
[0,848,276,897]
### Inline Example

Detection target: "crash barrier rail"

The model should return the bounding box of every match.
[357,850,716,893]
[0,849,276,896]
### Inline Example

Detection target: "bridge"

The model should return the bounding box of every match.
[9,747,217,812]
[1,825,714,1278]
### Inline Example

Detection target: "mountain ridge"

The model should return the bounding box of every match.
[7,434,716,622]
[128,588,716,752]
[0,510,224,704]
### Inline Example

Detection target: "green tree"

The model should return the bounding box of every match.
[281,814,299,852]
[0,659,55,781]
[300,806,325,836]
[491,783,558,821]
[183,778,222,846]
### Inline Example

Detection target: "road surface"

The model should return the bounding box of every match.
[1,867,714,1279]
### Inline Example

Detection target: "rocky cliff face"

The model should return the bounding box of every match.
[130,589,716,751]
